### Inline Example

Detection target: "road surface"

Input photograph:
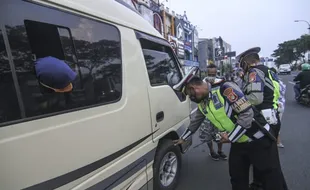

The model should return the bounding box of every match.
[176,73,310,190]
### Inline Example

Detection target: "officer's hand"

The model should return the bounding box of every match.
[173,139,185,146]
[220,133,231,143]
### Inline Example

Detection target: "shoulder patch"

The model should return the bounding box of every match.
[249,72,257,83]
[223,87,238,102]
[231,97,251,113]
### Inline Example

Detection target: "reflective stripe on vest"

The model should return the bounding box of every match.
[198,87,249,143]
[268,70,280,109]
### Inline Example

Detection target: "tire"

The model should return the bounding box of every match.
[153,139,182,190]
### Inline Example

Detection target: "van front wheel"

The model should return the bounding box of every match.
[153,140,182,190]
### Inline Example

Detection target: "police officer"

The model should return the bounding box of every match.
[237,47,280,136]
[173,67,286,190]
[236,47,287,190]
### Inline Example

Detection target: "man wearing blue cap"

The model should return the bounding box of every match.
[236,47,287,190]
[173,67,287,190]
[35,56,77,93]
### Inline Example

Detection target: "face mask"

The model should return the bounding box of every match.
[189,96,202,103]
[205,76,216,84]
[241,62,248,73]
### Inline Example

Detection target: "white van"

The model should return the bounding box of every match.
[0,0,192,189]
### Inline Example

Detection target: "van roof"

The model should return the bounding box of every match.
[46,0,163,39]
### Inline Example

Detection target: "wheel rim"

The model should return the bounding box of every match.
[159,151,178,187]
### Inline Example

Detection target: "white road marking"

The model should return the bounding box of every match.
[289,81,295,85]
[191,108,198,115]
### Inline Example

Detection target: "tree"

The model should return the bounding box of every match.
[272,35,310,66]
[299,35,310,54]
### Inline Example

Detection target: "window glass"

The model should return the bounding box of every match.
[3,0,122,121]
[0,29,22,123]
[140,39,181,87]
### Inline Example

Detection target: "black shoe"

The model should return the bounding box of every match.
[209,152,220,161]
[218,151,228,160]
[249,182,263,190]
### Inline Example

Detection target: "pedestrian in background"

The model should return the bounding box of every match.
[198,64,228,161]
[198,119,227,160]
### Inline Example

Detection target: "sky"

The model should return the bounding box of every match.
[164,0,310,57]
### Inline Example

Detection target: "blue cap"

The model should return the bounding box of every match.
[35,56,77,90]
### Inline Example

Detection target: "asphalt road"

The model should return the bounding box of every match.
[176,73,310,190]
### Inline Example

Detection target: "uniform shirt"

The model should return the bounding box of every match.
[181,81,254,140]
[294,70,310,89]
[243,65,274,110]
[234,77,244,89]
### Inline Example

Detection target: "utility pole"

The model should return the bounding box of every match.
[294,20,310,35]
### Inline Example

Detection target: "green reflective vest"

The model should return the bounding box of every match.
[268,70,280,109]
[198,86,249,143]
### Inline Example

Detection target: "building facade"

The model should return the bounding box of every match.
[198,37,234,75]
[120,0,199,74]
[193,28,199,62]
[175,12,199,74]
[198,38,214,71]
[150,1,163,35]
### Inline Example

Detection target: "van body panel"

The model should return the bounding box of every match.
[146,86,190,139]
[0,5,152,189]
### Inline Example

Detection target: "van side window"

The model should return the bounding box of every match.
[1,0,122,124]
[24,20,84,91]
[0,29,22,123]
[140,39,181,87]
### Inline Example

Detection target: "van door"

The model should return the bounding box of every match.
[138,35,190,140]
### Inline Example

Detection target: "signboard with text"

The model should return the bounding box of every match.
[168,35,177,54]
[215,48,225,58]
[225,51,236,57]
[177,41,185,59]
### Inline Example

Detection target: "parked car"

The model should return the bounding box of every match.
[279,64,292,75]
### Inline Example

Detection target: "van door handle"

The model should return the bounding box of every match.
[156,111,164,122]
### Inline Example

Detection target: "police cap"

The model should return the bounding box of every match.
[236,47,261,63]
[173,67,199,92]
[35,56,77,92]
